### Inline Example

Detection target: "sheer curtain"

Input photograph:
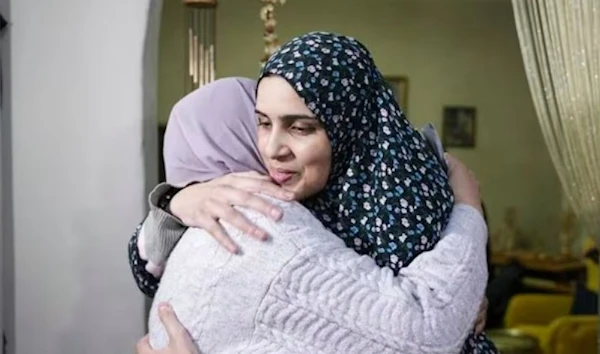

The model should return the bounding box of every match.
[512,0,600,241]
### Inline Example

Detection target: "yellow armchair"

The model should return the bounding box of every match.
[504,294,572,328]
[503,255,599,354]
[504,294,597,353]
[543,316,598,354]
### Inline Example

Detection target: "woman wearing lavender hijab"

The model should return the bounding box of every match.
[131,33,494,353]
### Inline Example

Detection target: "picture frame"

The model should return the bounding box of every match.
[384,76,409,113]
[442,106,477,148]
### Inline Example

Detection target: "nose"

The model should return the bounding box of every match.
[264,131,292,160]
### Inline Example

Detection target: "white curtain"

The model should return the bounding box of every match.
[512,0,600,241]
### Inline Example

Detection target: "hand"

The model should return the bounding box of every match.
[445,154,483,215]
[169,171,295,253]
[474,296,489,334]
[136,303,199,354]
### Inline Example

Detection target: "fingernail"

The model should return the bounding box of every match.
[270,208,283,220]
[159,304,171,313]
[255,229,268,240]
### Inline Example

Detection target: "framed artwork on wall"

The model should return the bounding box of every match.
[384,76,409,112]
[442,106,477,148]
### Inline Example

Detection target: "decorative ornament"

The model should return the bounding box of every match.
[259,0,286,67]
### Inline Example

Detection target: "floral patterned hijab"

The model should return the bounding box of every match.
[259,32,454,272]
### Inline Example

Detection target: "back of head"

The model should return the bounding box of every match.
[260,32,454,272]
[163,77,266,186]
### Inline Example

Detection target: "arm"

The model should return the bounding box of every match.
[128,174,290,296]
[259,204,487,354]
[143,183,190,271]
[128,222,162,298]
[147,201,486,353]
[127,183,188,297]
[136,172,293,276]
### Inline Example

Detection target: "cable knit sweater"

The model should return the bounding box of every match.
[148,197,488,354]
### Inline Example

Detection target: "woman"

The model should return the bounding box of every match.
[144,79,487,354]
[137,32,496,352]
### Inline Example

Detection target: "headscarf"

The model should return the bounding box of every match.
[163,77,266,186]
[259,32,454,273]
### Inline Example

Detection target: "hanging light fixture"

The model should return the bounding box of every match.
[183,0,217,92]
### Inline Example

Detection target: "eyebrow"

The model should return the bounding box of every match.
[255,109,318,123]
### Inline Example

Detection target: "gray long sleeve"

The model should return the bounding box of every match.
[143,183,188,267]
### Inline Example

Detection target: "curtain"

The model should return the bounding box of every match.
[512,0,600,242]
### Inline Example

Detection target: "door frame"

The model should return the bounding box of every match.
[0,1,14,353]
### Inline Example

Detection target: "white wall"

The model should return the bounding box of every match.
[1,0,13,352]
[9,0,159,353]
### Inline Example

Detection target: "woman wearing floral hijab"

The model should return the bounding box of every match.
[257,31,497,353]
[136,33,495,353]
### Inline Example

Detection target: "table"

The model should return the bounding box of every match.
[491,252,586,293]
[487,329,541,354]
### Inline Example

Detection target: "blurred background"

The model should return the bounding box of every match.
[1,1,597,353]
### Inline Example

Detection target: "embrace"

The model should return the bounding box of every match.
[130,32,497,354]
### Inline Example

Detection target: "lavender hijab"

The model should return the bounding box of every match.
[163,77,267,186]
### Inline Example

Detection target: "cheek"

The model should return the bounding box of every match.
[315,149,332,188]
[300,138,332,186]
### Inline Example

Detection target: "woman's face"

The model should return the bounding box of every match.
[256,76,332,200]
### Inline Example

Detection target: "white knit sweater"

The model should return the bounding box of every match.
[148,198,488,354]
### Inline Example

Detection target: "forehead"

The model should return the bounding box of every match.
[256,76,312,117]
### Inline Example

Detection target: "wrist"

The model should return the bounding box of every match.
[159,181,200,216]
[158,186,183,214]
[455,199,483,215]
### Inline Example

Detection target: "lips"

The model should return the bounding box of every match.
[269,169,296,185]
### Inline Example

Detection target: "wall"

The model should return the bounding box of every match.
[158,0,562,248]
[9,0,160,353]
[0,0,13,352]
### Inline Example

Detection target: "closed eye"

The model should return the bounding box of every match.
[291,126,316,134]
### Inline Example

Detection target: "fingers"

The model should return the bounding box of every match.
[135,335,152,354]
[194,211,240,254]
[475,320,485,334]
[475,315,486,334]
[220,186,283,221]
[228,171,269,180]
[229,174,295,201]
[173,172,295,253]
[445,153,465,173]
[475,297,488,334]
[444,153,457,171]
[204,198,269,240]
[158,303,190,345]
